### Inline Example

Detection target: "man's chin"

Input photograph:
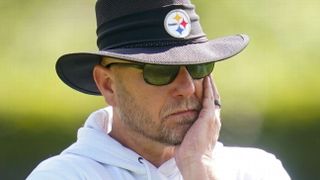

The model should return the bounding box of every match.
[158,126,192,146]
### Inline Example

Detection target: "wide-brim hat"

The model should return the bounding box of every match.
[56,0,250,95]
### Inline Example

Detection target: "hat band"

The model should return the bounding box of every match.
[96,5,208,49]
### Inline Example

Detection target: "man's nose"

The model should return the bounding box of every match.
[171,66,196,97]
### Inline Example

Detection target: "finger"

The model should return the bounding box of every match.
[210,76,221,109]
[210,76,221,131]
[202,76,214,110]
[202,76,220,144]
[197,76,215,121]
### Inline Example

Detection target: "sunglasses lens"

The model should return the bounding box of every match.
[143,64,179,85]
[187,63,215,79]
[143,63,214,86]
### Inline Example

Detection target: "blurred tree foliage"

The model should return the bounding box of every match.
[0,0,319,179]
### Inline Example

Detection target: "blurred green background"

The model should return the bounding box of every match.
[1,0,319,179]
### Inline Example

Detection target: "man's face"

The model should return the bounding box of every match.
[112,64,204,145]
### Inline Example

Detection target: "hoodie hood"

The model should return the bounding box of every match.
[62,107,147,174]
[61,107,184,178]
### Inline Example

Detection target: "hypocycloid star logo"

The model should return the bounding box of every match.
[164,9,192,39]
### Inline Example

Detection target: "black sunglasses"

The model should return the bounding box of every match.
[105,62,214,86]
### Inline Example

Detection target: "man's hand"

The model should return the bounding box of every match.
[174,76,221,180]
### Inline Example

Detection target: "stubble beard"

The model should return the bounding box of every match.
[115,82,201,146]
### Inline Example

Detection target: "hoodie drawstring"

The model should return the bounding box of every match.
[138,157,152,180]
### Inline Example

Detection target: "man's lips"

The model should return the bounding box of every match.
[166,109,199,118]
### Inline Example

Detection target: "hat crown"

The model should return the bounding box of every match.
[95,0,207,50]
[96,0,192,27]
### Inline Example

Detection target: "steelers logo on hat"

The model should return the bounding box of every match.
[164,9,192,39]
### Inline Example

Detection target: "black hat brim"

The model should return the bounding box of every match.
[56,34,249,95]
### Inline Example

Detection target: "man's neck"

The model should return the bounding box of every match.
[109,113,175,167]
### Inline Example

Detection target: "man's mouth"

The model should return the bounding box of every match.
[165,109,199,119]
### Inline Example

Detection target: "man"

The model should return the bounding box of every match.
[28,0,290,179]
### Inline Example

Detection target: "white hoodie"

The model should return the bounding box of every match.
[27,107,291,180]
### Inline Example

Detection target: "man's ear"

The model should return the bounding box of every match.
[93,64,116,106]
